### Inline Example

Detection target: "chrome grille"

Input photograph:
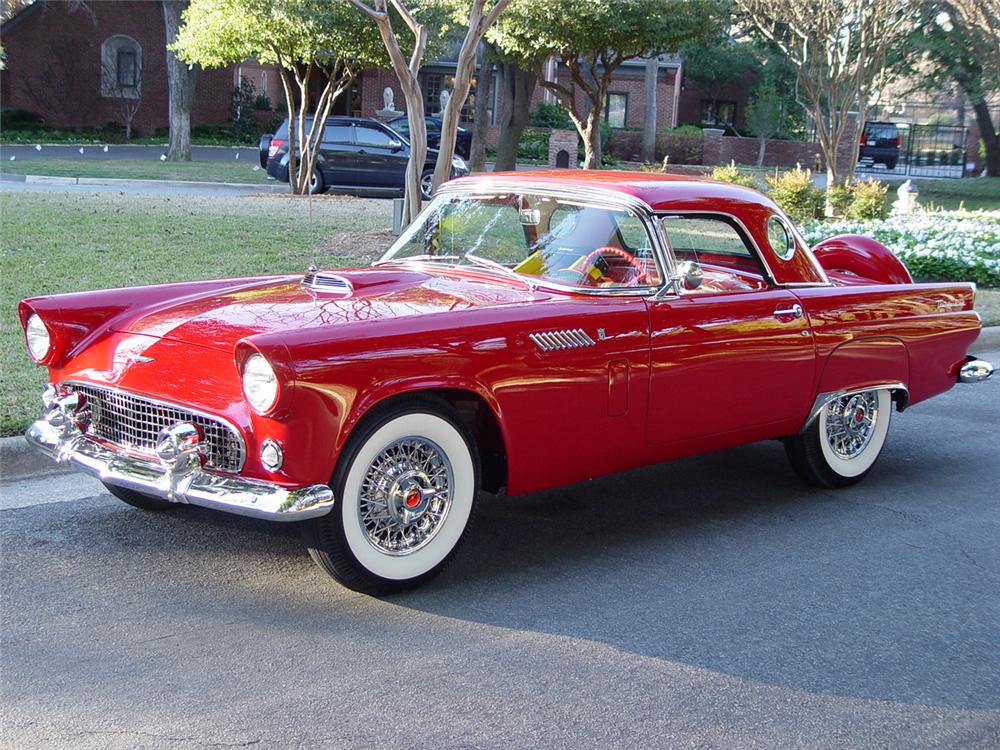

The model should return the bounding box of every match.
[67,383,245,473]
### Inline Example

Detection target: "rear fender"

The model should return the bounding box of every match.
[814,337,910,411]
[813,235,913,285]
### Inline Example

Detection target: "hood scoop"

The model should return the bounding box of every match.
[301,271,354,296]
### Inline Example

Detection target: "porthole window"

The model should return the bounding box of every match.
[767,216,795,261]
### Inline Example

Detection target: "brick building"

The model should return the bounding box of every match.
[0,0,242,136]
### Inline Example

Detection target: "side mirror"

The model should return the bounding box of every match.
[674,260,704,290]
[388,139,403,151]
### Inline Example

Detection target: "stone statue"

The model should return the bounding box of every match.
[891,179,920,214]
[435,89,450,116]
[375,86,403,120]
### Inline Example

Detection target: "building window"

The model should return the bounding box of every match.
[605,92,628,129]
[100,35,141,98]
[421,73,443,114]
[700,100,737,128]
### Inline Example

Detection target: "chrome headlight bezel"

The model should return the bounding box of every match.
[25,313,51,363]
[241,352,280,414]
[452,155,468,171]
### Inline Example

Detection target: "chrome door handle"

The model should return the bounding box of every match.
[774,303,803,319]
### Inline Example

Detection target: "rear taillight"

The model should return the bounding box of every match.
[859,134,866,147]
[895,135,901,148]
[268,139,284,159]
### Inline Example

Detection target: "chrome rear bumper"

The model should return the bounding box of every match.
[958,357,994,384]
[25,417,334,521]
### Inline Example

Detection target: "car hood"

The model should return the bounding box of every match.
[113,267,543,351]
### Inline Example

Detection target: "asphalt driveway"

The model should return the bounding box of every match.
[2,348,998,749]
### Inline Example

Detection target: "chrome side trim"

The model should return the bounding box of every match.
[529,328,596,352]
[25,418,333,521]
[800,382,908,433]
[958,357,993,383]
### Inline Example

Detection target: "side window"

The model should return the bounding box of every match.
[355,125,396,147]
[766,216,795,261]
[661,215,767,292]
[323,124,352,144]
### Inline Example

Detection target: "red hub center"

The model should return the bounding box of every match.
[404,489,421,508]
[854,407,865,423]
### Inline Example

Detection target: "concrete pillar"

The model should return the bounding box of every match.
[701,127,725,166]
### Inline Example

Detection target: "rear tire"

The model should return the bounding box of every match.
[302,398,479,596]
[103,483,177,512]
[420,169,435,200]
[785,388,892,488]
[309,167,325,194]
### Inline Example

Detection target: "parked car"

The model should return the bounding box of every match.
[259,116,469,198]
[386,115,473,160]
[859,121,902,170]
[21,172,992,596]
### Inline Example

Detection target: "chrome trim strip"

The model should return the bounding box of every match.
[800,382,908,433]
[25,418,333,521]
[64,380,247,473]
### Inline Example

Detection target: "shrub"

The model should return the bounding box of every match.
[231,79,258,142]
[517,127,549,161]
[826,182,853,216]
[661,124,704,136]
[528,102,571,129]
[845,178,889,220]
[709,161,758,188]
[766,165,823,224]
[1,108,43,130]
[254,93,272,111]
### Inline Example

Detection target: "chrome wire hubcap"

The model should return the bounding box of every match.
[358,437,453,555]
[824,391,879,459]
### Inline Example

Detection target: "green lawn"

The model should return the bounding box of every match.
[0,191,390,436]
[905,177,1000,212]
[0,158,271,185]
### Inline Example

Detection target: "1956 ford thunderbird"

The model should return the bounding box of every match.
[20,171,993,595]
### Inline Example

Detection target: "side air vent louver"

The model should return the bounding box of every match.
[302,272,353,295]
[529,329,596,352]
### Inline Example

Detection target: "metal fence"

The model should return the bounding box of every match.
[856,123,969,179]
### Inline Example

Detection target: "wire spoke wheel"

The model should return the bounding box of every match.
[358,437,454,556]
[823,391,879,460]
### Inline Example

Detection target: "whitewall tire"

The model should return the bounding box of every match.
[785,388,892,488]
[302,399,478,595]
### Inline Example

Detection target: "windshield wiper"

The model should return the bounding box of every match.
[373,254,461,266]
[463,253,535,290]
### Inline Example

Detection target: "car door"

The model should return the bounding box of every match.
[352,123,407,188]
[319,122,356,187]
[645,214,816,445]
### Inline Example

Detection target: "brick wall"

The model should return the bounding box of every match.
[1,1,239,136]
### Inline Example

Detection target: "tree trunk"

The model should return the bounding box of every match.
[162,1,198,162]
[972,96,1000,176]
[432,34,479,191]
[493,61,536,172]
[757,137,766,166]
[582,107,602,169]
[469,51,496,173]
[641,57,658,163]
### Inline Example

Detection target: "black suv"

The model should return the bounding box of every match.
[386,116,472,160]
[859,121,902,170]
[259,116,469,198]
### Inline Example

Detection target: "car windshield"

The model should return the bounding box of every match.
[378,193,661,290]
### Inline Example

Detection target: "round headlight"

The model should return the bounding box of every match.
[25,314,51,362]
[241,353,279,414]
[452,155,467,170]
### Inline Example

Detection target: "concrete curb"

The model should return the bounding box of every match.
[0,435,71,481]
[2,326,998,482]
[3,173,285,192]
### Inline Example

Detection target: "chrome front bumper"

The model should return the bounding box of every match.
[25,417,334,521]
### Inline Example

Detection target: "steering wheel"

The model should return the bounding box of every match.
[560,246,648,287]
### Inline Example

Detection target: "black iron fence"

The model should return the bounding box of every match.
[856,123,969,179]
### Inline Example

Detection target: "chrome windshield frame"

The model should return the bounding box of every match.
[375,181,675,298]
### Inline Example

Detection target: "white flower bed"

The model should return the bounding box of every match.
[801,210,1000,287]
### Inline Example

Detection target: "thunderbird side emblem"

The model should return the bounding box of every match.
[128,354,155,364]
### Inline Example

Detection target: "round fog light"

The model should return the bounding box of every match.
[260,439,283,472]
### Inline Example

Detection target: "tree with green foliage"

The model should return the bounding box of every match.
[744,81,782,165]
[908,1,999,176]
[491,0,724,168]
[174,0,386,194]
[735,0,908,186]
[679,36,760,132]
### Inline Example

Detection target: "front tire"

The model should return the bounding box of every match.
[309,166,325,194]
[419,169,435,200]
[785,388,892,488]
[302,399,479,596]
[103,482,177,512]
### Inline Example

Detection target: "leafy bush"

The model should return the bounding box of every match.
[1,108,43,130]
[660,124,704,136]
[528,102,571,129]
[845,178,889,220]
[231,79,258,143]
[709,161,757,188]
[254,93,272,111]
[517,128,550,161]
[802,211,1000,287]
[766,165,823,223]
[826,183,853,217]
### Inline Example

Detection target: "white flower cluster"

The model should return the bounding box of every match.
[801,210,1000,284]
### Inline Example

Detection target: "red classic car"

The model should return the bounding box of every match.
[20,171,993,595]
